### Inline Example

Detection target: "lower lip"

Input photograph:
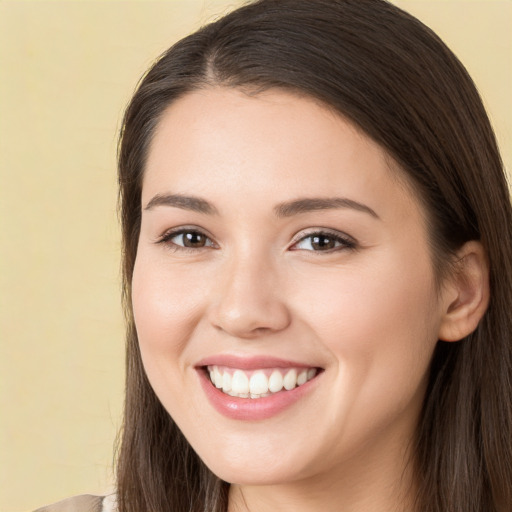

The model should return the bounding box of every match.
[198,369,320,421]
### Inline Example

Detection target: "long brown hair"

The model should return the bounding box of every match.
[116,1,512,510]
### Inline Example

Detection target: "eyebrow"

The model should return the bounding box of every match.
[144,193,379,219]
[274,197,379,219]
[144,194,219,215]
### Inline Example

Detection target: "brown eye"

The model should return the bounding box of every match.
[292,231,356,252]
[310,235,336,250]
[160,229,215,250]
[181,231,208,247]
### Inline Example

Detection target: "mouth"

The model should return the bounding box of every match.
[195,355,324,420]
[204,365,320,399]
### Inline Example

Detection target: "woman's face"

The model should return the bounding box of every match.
[132,88,447,486]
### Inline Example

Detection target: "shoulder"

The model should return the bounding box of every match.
[33,494,117,512]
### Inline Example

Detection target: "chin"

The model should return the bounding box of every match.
[207,461,306,486]
[189,432,318,486]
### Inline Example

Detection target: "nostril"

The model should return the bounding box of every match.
[208,302,292,338]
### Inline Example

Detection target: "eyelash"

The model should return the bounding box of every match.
[156,228,217,253]
[290,230,356,253]
[156,227,357,254]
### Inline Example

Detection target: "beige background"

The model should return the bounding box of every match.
[0,1,510,511]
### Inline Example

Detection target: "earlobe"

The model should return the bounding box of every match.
[438,241,490,342]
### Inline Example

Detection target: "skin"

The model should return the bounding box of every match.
[132,88,487,512]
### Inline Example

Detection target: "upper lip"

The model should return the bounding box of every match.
[195,354,320,371]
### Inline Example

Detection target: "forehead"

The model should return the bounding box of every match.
[143,87,423,223]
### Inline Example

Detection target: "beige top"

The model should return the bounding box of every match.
[33,494,116,512]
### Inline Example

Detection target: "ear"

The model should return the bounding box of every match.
[438,241,490,342]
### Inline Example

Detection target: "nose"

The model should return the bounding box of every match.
[207,251,291,339]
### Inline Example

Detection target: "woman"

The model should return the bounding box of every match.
[36,0,512,511]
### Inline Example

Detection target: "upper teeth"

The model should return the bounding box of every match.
[207,365,317,398]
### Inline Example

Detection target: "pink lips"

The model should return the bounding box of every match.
[196,354,314,370]
[196,355,321,421]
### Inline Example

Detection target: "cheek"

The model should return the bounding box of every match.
[292,253,439,412]
[131,253,205,375]
[295,252,438,342]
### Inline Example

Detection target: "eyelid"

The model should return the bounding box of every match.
[289,228,357,251]
[155,226,217,249]
[154,225,356,253]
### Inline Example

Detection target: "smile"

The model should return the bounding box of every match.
[207,365,318,398]
[196,356,323,420]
